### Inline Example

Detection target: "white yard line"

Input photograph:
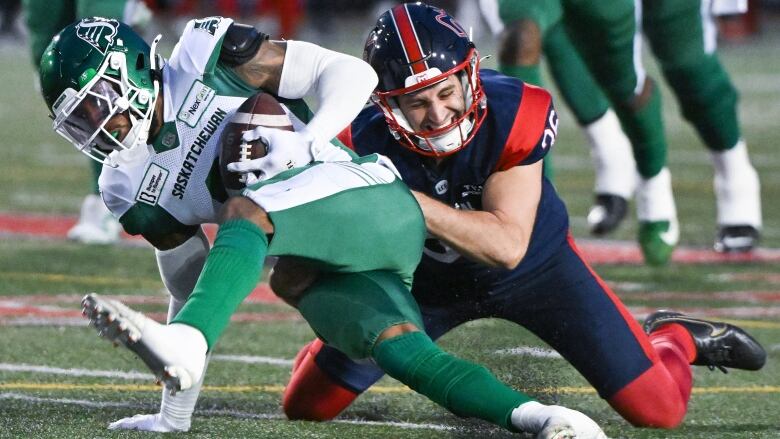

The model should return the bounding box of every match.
[0,363,154,380]
[494,346,563,359]
[0,355,295,380]
[212,354,293,367]
[0,392,454,431]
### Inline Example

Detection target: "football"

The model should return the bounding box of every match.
[219,92,295,192]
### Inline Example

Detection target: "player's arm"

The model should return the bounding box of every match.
[222,24,377,146]
[413,161,543,270]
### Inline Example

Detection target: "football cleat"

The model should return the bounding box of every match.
[644,310,767,372]
[714,225,760,253]
[81,293,207,393]
[587,194,629,236]
[638,219,678,266]
[67,194,121,245]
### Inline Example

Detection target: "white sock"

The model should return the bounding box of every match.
[159,352,211,431]
[636,167,677,222]
[711,140,762,227]
[584,109,637,199]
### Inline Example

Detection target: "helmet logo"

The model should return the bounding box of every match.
[404,67,443,88]
[75,18,119,55]
[434,11,466,38]
[193,17,222,36]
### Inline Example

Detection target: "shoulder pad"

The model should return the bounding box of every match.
[219,23,269,67]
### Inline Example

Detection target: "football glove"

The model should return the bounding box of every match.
[108,413,188,433]
[512,401,607,439]
[228,127,349,183]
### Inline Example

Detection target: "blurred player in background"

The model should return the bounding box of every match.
[640,0,762,252]
[477,0,637,237]
[23,0,152,244]
[276,2,767,429]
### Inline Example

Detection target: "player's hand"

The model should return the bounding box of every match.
[108,413,189,432]
[227,127,317,183]
[513,401,607,439]
[229,126,351,183]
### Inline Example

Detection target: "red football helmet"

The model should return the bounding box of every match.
[363,3,487,157]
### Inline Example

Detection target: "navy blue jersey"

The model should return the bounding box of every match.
[343,70,569,303]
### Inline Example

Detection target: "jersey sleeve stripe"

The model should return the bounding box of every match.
[494,84,552,172]
[337,125,354,150]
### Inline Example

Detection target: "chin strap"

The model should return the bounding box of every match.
[134,34,163,148]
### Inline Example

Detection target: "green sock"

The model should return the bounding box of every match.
[373,331,532,431]
[500,63,543,87]
[172,219,268,349]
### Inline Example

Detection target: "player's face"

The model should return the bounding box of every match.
[397,75,465,133]
[101,113,132,149]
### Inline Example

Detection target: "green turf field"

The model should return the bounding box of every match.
[1,17,779,439]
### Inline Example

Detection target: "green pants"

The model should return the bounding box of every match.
[298,270,424,359]
[643,0,740,151]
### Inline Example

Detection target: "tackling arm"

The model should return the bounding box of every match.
[414,161,543,270]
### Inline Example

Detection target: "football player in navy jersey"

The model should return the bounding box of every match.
[275,3,766,430]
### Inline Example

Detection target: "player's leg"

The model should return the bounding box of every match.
[642,0,761,251]
[563,0,677,265]
[283,297,477,420]
[493,0,557,179]
[83,195,271,391]
[492,234,765,427]
[23,0,74,68]
[297,271,603,436]
[543,22,636,235]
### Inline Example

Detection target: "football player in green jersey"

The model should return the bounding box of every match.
[640,0,761,252]
[478,0,637,237]
[24,0,152,244]
[41,17,606,437]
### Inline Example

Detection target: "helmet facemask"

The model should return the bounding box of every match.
[373,48,487,157]
[50,35,162,167]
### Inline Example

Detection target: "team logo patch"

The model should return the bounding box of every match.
[136,163,169,206]
[75,18,119,55]
[435,180,448,195]
[178,81,215,127]
[193,17,221,36]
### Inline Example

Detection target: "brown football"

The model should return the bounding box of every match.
[219,92,295,192]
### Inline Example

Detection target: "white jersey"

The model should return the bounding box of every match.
[98,17,311,239]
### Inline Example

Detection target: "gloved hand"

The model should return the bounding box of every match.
[511,401,607,439]
[108,412,189,432]
[228,126,353,184]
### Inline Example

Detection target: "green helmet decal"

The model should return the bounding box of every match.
[75,18,119,55]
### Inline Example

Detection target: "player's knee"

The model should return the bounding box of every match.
[499,19,542,66]
[270,257,319,307]
[282,340,358,421]
[219,196,274,233]
[608,365,688,429]
[375,323,421,346]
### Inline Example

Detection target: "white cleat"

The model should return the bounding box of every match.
[81,293,207,394]
[67,194,121,244]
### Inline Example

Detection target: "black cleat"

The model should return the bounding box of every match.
[644,310,766,372]
[714,225,760,253]
[587,194,629,236]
